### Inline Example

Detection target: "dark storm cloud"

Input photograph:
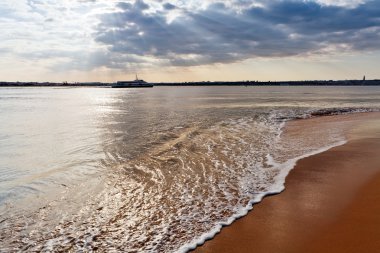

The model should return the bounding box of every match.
[163,3,176,10]
[93,0,380,68]
[249,0,380,33]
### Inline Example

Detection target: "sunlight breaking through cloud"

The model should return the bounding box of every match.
[0,0,379,78]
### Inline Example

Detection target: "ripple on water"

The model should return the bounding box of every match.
[1,107,367,252]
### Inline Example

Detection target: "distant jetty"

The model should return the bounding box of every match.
[0,79,379,87]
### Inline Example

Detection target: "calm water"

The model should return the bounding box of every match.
[1,86,380,252]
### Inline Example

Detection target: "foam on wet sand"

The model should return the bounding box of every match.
[193,112,380,253]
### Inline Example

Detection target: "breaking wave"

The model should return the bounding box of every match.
[0,107,377,252]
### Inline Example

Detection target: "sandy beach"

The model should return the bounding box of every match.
[194,112,380,253]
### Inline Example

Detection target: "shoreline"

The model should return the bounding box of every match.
[181,140,348,253]
[193,112,380,253]
[0,80,380,87]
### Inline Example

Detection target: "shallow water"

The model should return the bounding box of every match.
[0,86,380,252]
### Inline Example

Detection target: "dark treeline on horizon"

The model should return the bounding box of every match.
[0,79,379,87]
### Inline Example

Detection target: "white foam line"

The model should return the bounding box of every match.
[177,139,347,253]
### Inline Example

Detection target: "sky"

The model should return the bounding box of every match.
[0,0,379,82]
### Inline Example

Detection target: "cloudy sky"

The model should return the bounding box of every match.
[0,0,379,82]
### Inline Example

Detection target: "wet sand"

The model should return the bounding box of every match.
[194,113,380,253]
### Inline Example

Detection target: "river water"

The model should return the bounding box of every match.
[1,86,379,252]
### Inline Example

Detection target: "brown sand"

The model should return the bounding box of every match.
[194,113,380,253]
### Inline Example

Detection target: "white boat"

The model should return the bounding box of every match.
[112,75,153,88]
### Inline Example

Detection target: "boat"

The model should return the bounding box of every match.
[112,75,153,88]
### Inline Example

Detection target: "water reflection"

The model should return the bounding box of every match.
[0,86,380,252]
[1,86,380,208]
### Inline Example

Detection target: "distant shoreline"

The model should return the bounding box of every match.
[0,80,379,87]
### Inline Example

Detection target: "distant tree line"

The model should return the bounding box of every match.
[0,79,379,87]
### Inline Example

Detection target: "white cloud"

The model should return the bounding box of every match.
[314,0,367,7]
[0,0,116,62]
[0,0,379,80]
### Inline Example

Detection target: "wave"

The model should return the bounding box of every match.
[275,107,379,121]
[0,107,377,252]
[178,107,373,252]
[178,140,347,253]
